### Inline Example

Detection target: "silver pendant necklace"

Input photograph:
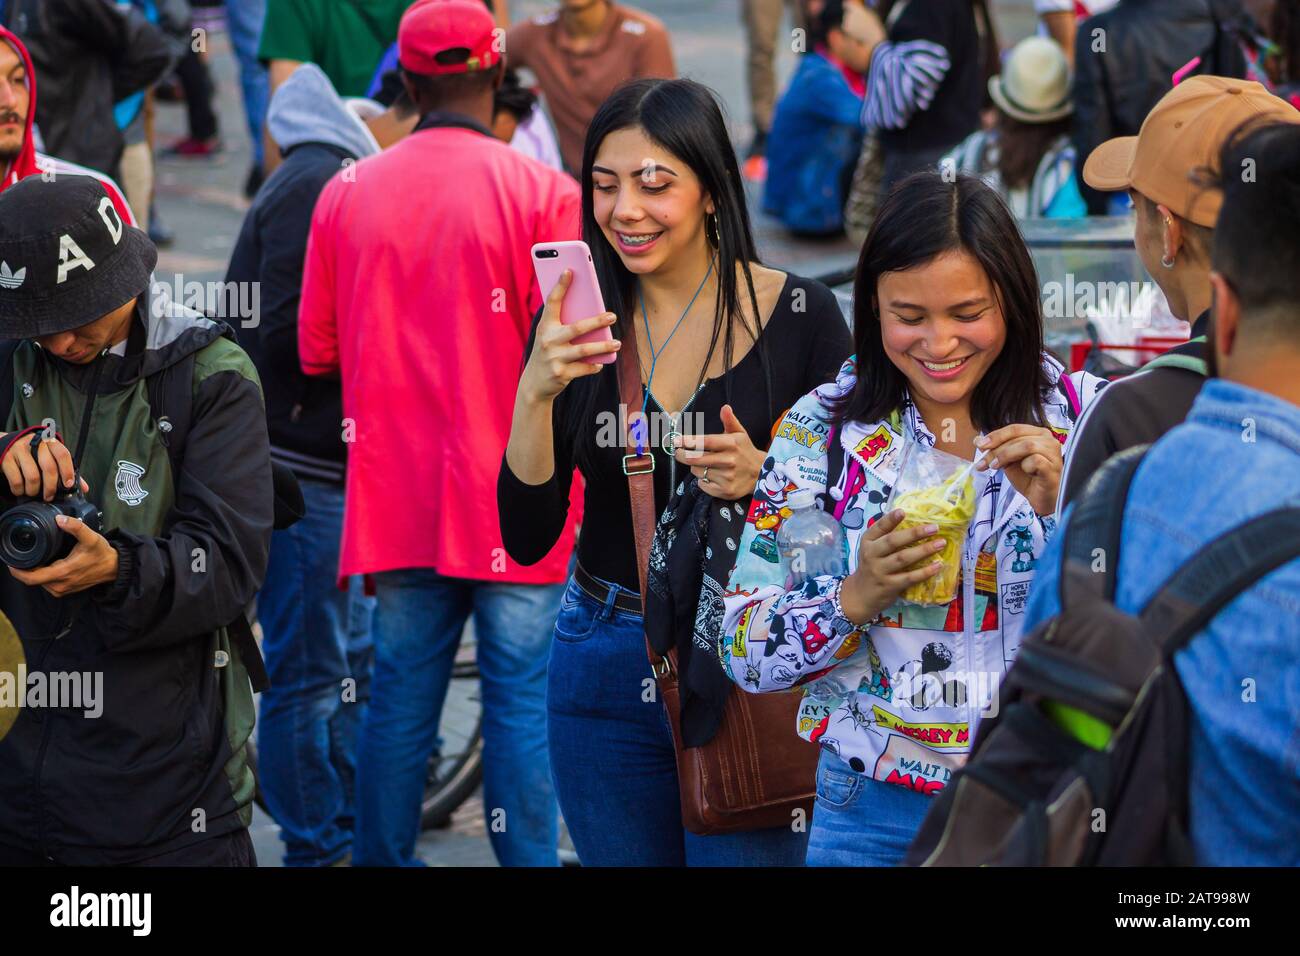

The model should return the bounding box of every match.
[639,261,714,482]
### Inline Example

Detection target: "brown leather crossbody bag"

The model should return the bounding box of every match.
[616,327,816,835]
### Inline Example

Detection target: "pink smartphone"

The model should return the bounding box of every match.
[531,240,617,364]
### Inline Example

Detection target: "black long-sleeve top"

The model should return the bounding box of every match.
[498,274,853,593]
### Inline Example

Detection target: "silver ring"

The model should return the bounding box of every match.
[701,467,710,483]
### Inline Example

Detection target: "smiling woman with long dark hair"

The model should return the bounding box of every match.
[497,78,850,866]
[718,171,1107,866]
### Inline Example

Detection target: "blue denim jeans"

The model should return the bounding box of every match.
[354,571,563,867]
[224,0,268,166]
[257,479,375,866]
[806,749,932,866]
[547,573,810,866]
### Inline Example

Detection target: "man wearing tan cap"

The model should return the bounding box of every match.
[1057,75,1300,509]
[1022,120,1300,866]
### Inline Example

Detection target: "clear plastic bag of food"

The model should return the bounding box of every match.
[886,440,978,606]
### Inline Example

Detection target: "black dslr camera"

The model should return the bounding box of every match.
[0,489,102,570]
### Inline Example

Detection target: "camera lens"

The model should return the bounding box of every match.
[0,504,61,570]
[9,519,37,554]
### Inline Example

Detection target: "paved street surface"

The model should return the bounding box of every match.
[158,1,1038,867]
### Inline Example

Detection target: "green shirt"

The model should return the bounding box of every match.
[258,0,410,97]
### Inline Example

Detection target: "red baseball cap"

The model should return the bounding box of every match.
[398,0,502,76]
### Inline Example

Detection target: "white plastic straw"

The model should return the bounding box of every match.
[944,440,989,502]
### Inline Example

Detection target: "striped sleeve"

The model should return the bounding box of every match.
[861,39,952,132]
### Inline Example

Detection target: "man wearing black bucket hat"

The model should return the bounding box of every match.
[0,175,274,866]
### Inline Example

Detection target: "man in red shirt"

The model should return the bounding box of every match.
[299,0,581,867]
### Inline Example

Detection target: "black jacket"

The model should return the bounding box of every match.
[1059,311,1209,508]
[5,0,179,176]
[1072,0,1249,214]
[225,63,382,484]
[226,143,353,484]
[0,284,274,864]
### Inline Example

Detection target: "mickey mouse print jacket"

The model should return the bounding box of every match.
[719,356,1106,796]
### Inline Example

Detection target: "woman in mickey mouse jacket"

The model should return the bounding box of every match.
[719,172,1106,867]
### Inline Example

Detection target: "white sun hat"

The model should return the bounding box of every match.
[988,36,1073,124]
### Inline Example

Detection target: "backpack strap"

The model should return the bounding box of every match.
[826,422,845,486]
[1143,337,1208,377]
[1059,444,1150,609]
[0,338,21,426]
[146,331,303,531]
[146,327,243,480]
[146,349,197,483]
[822,421,846,515]
[227,611,271,694]
[1056,371,1082,423]
[1136,501,1299,869]
[144,342,273,694]
[1138,506,1300,654]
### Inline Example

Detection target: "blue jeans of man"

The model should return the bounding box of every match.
[547,573,810,866]
[806,749,932,866]
[258,479,375,866]
[224,0,268,166]
[354,571,563,867]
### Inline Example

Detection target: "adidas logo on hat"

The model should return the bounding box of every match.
[0,262,26,290]
[0,175,157,341]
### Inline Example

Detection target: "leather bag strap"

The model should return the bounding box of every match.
[615,321,675,681]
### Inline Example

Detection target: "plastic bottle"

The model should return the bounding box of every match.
[776,490,871,702]
[777,489,845,588]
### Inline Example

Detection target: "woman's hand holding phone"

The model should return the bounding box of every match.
[837,510,946,624]
[520,269,622,404]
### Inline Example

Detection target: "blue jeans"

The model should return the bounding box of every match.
[257,479,375,866]
[806,749,932,866]
[547,574,810,866]
[354,571,563,867]
[224,0,268,166]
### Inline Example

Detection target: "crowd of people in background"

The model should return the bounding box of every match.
[0,0,1296,870]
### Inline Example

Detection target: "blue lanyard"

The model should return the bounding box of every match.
[632,261,714,455]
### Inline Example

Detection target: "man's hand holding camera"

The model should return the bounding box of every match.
[3,433,89,501]
[8,514,117,596]
[0,434,116,596]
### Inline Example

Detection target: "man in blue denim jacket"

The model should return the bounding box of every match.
[1022,121,1300,866]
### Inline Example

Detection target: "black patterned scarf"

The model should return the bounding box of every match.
[645,474,750,748]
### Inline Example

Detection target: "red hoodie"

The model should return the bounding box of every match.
[0,26,135,225]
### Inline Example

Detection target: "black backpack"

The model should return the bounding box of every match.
[905,445,1300,866]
